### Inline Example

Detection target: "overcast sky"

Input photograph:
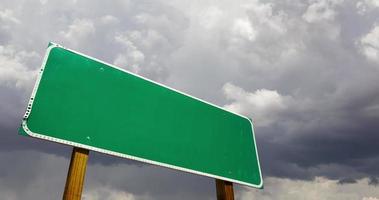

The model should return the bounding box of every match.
[0,0,379,199]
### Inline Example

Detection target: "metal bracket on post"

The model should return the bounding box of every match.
[63,147,89,200]
[216,179,235,200]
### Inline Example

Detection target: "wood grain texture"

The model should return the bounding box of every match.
[216,179,235,200]
[63,147,89,200]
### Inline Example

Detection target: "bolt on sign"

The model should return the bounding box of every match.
[20,43,263,188]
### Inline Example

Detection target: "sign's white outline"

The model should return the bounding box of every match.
[21,42,263,189]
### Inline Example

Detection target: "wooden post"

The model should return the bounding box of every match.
[215,179,234,200]
[63,147,89,200]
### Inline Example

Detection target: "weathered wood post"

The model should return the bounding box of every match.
[62,147,89,200]
[216,179,235,200]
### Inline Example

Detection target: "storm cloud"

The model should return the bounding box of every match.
[0,0,378,199]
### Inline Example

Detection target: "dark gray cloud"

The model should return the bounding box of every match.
[338,177,357,184]
[369,177,379,186]
[0,0,379,199]
[0,151,378,200]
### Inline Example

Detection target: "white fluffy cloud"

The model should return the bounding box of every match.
[60,18,95,47]
[113,27,176,80]
[357,0,379,14]
[358,24,379,63]
[114,32,146,73]
[223,83,292,127]
[232,18,257,42]
[83,187,148,200]
[302,0,344,23]
[239,177,379,200]
[100,15,120,25]
[0,45,40,89]
[363,197,379,200]
[0,9,20,24]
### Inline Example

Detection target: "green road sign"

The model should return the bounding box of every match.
[20,43,263,188]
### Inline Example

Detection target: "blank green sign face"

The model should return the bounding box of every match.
[20,43,263,188]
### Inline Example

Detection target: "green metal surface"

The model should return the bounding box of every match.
[20,44,262,188]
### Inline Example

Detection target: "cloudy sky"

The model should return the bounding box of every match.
[1,0,379,199]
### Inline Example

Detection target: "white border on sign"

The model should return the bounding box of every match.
[21,42,263,189]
